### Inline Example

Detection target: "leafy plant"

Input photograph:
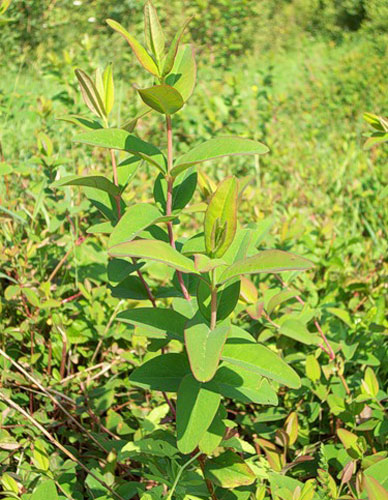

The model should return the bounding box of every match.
[50,2,319,497]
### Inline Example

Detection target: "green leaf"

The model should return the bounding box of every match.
[129,353,190,392]
[31,480,58,500]
[363,476,388,500]
[52,175,120,197]
[109,239,197,274]
[73,128,167,172]
[279,319,320,345]
[364,458,388,490]
[75,68,106,119]
[144,0,165,62]
[219,249,315,285]
[172,136,269,177]
[221,343,301,388]
[197,278,240,323]
[162,17,192,76]
[165,44,196,102]
[33,440,50,471]
[207,362,278,405]
[117,307,186,340]
[267,288,299,314]
[185,321,230,382]
[305,355,321,383]
[176,373,221,454]
[199,405,227,455]
[204,450,255,488]
[137,85,184,115]
[103,63,114,115]
[204,176,238,258]
[1,473,19,494]
[363,367,379,398]
[58,114,103,130]
[108,203,170,247]
[107,19,160,77]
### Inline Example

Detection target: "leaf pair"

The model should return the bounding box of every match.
[75,64,114,121]
[107,2,190,79]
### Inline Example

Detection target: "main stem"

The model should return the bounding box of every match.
[165,115,190,301]
[210,271,217,330]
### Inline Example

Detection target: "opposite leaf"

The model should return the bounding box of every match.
[162,17,192,76]
[73,128,167,172]
[137,85,184,115]
[172,136,269,177]
[165,44,196,102]
[144,0,165,63]
[221,343,301,389]
[185,321,230,382]
[204,176,238,258]
[109,239,197,274]
[75,68,106,119]
[219,249,315,284]
[176,374,221,454]
[107,19,160,77]
[52,175,120,197]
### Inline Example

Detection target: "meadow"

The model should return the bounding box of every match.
[0,1,387,499]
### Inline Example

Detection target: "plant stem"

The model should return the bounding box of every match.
[165,114,190,300]
[198,454,218,500]
[210,271,217,330]
[166,451,202,500]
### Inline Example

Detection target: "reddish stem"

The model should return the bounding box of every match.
[166,115,190,301]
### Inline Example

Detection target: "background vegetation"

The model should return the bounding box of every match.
[0,0,387,499]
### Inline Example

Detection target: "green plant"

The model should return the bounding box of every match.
[49,2,320,497]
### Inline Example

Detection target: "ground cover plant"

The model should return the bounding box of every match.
[0,0,387,499]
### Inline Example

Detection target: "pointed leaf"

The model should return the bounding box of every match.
[103,63,114,115]
[58,114,103,130]
[221,343,301,388]
[219,249,315,285]
[107,19,160,77]
[73,128,167,172]
[199,405,227,455]
[207,363,278,405]
[204,176,238,258]
[163,17,191,76]
[165,44,196,102]
[52,175,120,197]
[279,319,320,345]
[176,374,221,454]
[75,69,106,118]
[185,322,230,382]
[129,353,190,392]
[117,307,186,340]
[109,239,197,274]
[137,85,184,115]
[109,203,171,247]
[172,136,269,177]
[144,0,165,62]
